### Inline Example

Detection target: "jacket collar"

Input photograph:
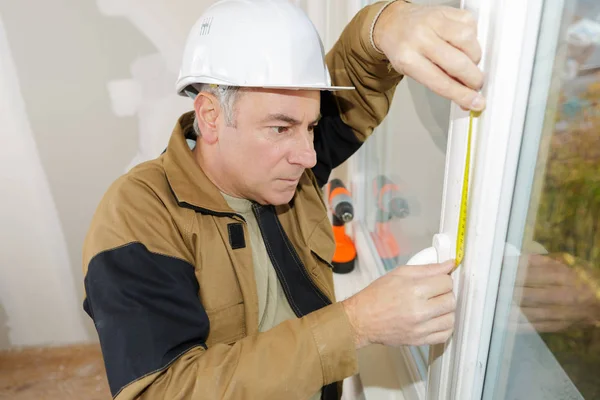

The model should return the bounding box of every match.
[163,111,235,215]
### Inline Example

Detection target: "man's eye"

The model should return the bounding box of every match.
[272,126,290,134]
[308,125,316,132]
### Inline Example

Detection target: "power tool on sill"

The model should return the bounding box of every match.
[370,175,411,271]
[326,178,357,274]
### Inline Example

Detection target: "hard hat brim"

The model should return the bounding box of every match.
[255,84,355,91]
[177,77,355,97]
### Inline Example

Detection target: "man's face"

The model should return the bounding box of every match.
[217,88,320,205]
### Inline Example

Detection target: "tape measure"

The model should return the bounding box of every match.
[455,111,480,269]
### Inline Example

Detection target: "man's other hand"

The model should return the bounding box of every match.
[515,253,600,333]
[342,260,456,349]
[373,1,486,111]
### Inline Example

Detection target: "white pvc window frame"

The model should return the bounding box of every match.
[349,0,548,398]
[430,0,547,398]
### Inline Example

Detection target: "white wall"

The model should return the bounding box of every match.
[0,15,88,347]
[0,0,215,349]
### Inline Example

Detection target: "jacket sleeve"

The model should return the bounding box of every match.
[313,0,403,186]
[82,177,357,400]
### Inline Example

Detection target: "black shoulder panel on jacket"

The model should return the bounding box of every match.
[83,242,209,397]
[312,90,364,187]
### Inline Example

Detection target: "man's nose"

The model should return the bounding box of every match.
[288,132,317,169]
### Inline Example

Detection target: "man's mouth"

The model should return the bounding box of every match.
[280,177,301,183]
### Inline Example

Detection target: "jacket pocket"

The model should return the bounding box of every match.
[307,217,337,301]
[205,302,246,346]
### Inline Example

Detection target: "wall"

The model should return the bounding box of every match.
[0,14,88,346]
[0,0,212,349]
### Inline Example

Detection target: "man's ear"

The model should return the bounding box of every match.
[193,93,220,144]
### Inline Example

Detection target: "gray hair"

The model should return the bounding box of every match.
[186,84,241,137]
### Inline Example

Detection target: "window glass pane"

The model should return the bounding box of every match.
[356,0,459,378]
[360,78,450,272]
[484,1,600,399]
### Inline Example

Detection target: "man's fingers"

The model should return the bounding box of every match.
[407,259,455,279]
[446,20,482,65]
[398,53,485,110]
[424,328,454,345]
[521,306,564,322]
[528,321,574,333]
[415,275,454,301]
[419,311,456,336]
[528,253,565,269]
[422,311,456,344]
[523,256,577,287]
[507,303,576,333]
[520,286,579,307]
[438,6,477,25]
[423,36,484,91]
[425,292,456,319]
[433,16,481,64]
[512,320,573,334]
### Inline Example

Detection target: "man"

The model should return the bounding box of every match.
[82,1,485,399]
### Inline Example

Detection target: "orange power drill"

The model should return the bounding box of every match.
[326,178,357,274]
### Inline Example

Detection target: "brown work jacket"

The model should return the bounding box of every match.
[83,2,401,399]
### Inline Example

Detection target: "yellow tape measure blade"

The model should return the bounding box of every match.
[455,111,478,268]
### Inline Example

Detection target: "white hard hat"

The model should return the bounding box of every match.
[176,0,354,96]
